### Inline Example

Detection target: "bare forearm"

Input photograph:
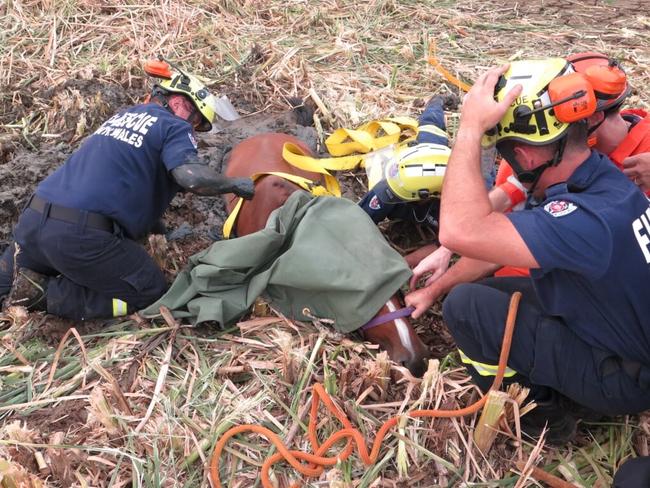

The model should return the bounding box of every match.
[433,256,500,296]
[440,127,493,243]
[406,255,500,317]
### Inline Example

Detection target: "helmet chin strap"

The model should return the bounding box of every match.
[587,117,606,136]
[507,136,568,195]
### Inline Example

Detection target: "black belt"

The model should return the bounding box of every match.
[28,195,114,233]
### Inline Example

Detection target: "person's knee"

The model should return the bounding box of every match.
[118,265,168,311]
[443,282,509,356]
[442,283,480,334]
[139,269,168,306]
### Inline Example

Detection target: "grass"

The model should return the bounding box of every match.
[1,0,649,487]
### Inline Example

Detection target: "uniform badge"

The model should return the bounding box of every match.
[544,200,577,217]
[369,195,381,210]
[188,132,198,149]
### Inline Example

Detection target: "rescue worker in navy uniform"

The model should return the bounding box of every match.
[357,96,495,270]
[0,67,254,320]
[357,96,452,232]
[412,59,650,443]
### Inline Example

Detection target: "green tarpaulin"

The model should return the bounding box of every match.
[142,191,412,333]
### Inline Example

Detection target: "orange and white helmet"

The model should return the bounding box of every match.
[567,52,631,113]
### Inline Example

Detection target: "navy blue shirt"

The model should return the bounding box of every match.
[508,151,650,363]
[37,103,197,239]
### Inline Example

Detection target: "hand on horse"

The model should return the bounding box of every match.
[409,246,453,290]
[404,285,441,320]
[172,162,255,199]
[229,177,255,200]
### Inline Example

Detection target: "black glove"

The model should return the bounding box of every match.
[230,177,255,200]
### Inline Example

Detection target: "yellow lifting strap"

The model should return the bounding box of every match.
[222,170,338,239]
[223,117,419,239]
[282,116,419,173]
[281,143,343,193]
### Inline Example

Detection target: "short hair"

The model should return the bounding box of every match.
[565,120,589,151]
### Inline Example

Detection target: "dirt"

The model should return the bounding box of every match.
[500,0,644,26]
[0,144,69,250]
[0,78,318,254]
[0,74,452,363]
[4,397,123,487]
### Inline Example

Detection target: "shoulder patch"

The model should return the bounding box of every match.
[369,195,381,210]
[543,200,577,217]
[188,132,198,149]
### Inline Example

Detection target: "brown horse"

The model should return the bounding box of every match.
[223,132,430,377]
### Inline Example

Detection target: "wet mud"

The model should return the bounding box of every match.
[0,79,318,253]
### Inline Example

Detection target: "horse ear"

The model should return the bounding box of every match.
[288,97,315,127]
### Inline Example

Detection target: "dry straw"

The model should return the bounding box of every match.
[0,1,648,486]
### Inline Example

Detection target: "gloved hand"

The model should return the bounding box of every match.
[172,162,256,199]
[230,177,255,200]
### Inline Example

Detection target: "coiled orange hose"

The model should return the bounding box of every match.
[210,291,521,488]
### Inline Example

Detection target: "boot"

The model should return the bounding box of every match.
[520,398,577,445]
[4,268,48,311]
[559,396,606,423]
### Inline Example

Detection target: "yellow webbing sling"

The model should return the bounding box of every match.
[222,117,419,238]
[282,116,419,172]
[222,169,339,239]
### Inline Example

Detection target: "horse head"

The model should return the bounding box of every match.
[360,295,429,377]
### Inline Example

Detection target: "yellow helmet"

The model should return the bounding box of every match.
[144,59,218,132]
[495,58,575,146]
[373,143,450,204]
[157,73,218,132]
[494,58,600,187]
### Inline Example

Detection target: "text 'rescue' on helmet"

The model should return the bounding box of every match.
[493,58,601,187]
[494,57,586,147]
[372,143,450,204]
[144,59,219,132]
[567,51,631,113]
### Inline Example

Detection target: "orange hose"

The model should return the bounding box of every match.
[209,292,522,488]
[427,42,472,93]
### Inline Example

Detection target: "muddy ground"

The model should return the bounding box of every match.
[0,78,319,250]
[0,74,454,363]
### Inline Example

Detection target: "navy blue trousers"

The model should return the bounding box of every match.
[443,277,650,415]
[614,457,650,487]
[0,208,167,320]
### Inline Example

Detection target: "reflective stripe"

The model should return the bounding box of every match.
[112,298,128,317]
[417,124,448,139]
[458,349,517,378]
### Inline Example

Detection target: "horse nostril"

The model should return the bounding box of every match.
[403,359,426,378]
